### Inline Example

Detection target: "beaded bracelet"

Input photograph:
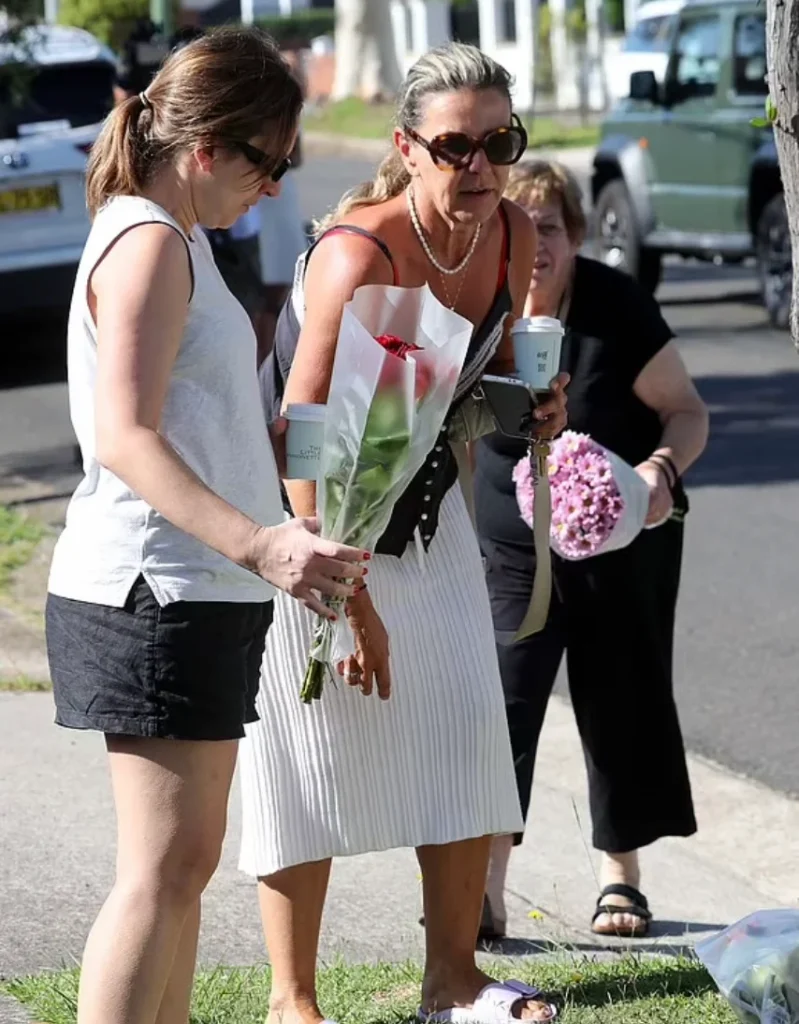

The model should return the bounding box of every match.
[645,454,678,495]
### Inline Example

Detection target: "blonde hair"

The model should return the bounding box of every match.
[505,160,587,243]
[86,27,302,217]
[315,43,513,235]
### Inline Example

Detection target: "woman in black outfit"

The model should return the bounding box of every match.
[474,161,709,939]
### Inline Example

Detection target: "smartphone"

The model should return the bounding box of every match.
[477,374,537,441]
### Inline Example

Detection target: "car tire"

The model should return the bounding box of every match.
[756,193,792,330]
[592,179,662,294]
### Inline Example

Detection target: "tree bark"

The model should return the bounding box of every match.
[766,0,799,346]
[332,0,402,102]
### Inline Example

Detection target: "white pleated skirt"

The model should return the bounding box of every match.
[238,485,524,877]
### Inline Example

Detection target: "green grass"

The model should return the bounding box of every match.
[0,505,44,595]
[304,98,599,150]
[0,675,51,692]
[1,956,737,1024]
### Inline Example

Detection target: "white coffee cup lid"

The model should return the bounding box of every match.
[511,315,564,334]
[285,402,327,422]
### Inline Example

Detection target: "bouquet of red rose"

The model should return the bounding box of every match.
[300,283,472,702]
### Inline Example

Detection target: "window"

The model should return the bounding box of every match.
[623,14,677,53]
[501,0,517,42]
[733,13,767,96]
[672,14,722,98]
[0,61,115,140]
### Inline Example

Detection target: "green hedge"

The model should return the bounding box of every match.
[256,9,335,46]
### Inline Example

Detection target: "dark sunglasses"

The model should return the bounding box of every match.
[406,114,528,171]
[233,140,292,183]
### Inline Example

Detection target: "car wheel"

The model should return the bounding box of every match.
[756,193,792,330]
[592,179,662,293]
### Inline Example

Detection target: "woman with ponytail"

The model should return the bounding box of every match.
[239,42,568,1024]
[46,27,368,1024]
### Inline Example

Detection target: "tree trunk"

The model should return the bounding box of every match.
[332,0,369,100]
[766,0,799,346]
[332,0,402,102]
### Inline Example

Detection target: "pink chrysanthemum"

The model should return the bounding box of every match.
[514,431,626,558]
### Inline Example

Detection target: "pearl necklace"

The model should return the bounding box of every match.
[407,186,481,277]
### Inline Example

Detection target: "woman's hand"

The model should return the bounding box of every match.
[247,518,367,618]
[635,462,673,526]
[338,589,391,700]
[533,371,570,439]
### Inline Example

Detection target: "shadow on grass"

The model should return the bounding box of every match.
[559,959,717,1007]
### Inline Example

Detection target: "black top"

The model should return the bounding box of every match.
[262,211,513,557]
[475,255,687,555]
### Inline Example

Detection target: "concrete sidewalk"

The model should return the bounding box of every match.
[1,686,796,990]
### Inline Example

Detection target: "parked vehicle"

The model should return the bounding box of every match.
[0,25,117,315]
[606,0,684,103]
[591,0,790,328]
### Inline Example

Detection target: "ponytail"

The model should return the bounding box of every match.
[84,28,303,220]
[86,93,158,218]
[313,148,410,236]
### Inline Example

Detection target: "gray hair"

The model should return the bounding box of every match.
[315,43,513,234]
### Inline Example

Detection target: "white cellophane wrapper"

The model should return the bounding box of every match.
[551,449,650,562]
[313,282,472,669]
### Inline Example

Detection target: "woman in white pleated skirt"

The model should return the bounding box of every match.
[238,41,568,1024]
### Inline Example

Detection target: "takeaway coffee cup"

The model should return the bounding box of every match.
[284,403,326,480]
[510,316,565,397]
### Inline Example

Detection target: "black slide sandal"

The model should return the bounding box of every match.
[591,884,652,938]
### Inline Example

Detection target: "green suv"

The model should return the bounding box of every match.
[591,0,791,327]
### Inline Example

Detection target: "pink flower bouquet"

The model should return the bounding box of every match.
[513,430,650,561]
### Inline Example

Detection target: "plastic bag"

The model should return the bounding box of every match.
[696,910,799,1024]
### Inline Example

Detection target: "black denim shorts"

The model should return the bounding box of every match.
[46,575,273,741]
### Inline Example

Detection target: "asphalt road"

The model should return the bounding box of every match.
[2,156,799,798]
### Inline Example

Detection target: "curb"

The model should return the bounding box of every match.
[303,131,595,176]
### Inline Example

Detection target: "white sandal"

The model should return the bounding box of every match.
[417,979,557,1023]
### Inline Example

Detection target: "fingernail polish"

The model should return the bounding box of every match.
[363,552,372,560]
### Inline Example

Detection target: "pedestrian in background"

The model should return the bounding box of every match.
[45,29,366,1024]
[474,160,709,940]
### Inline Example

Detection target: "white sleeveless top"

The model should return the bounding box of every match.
[48,196,284,607]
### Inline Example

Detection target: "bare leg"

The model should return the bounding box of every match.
[593,849,646,934]
[484,834,513,931]
[154,900,201,1024]
[77,736,237,1024]
[257,859,332,1024]
[418,838,553,1021]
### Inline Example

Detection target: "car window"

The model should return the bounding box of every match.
[672,13,722,98]
[622,14,676,51]
[0,60,115,140]
[623,14,676,53]
[733,12,767,96]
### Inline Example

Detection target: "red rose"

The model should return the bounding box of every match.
[374,334,431,401]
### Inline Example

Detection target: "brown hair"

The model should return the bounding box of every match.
[315,42,513,235]
[86,27,303,217]
[505,160,587,243]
